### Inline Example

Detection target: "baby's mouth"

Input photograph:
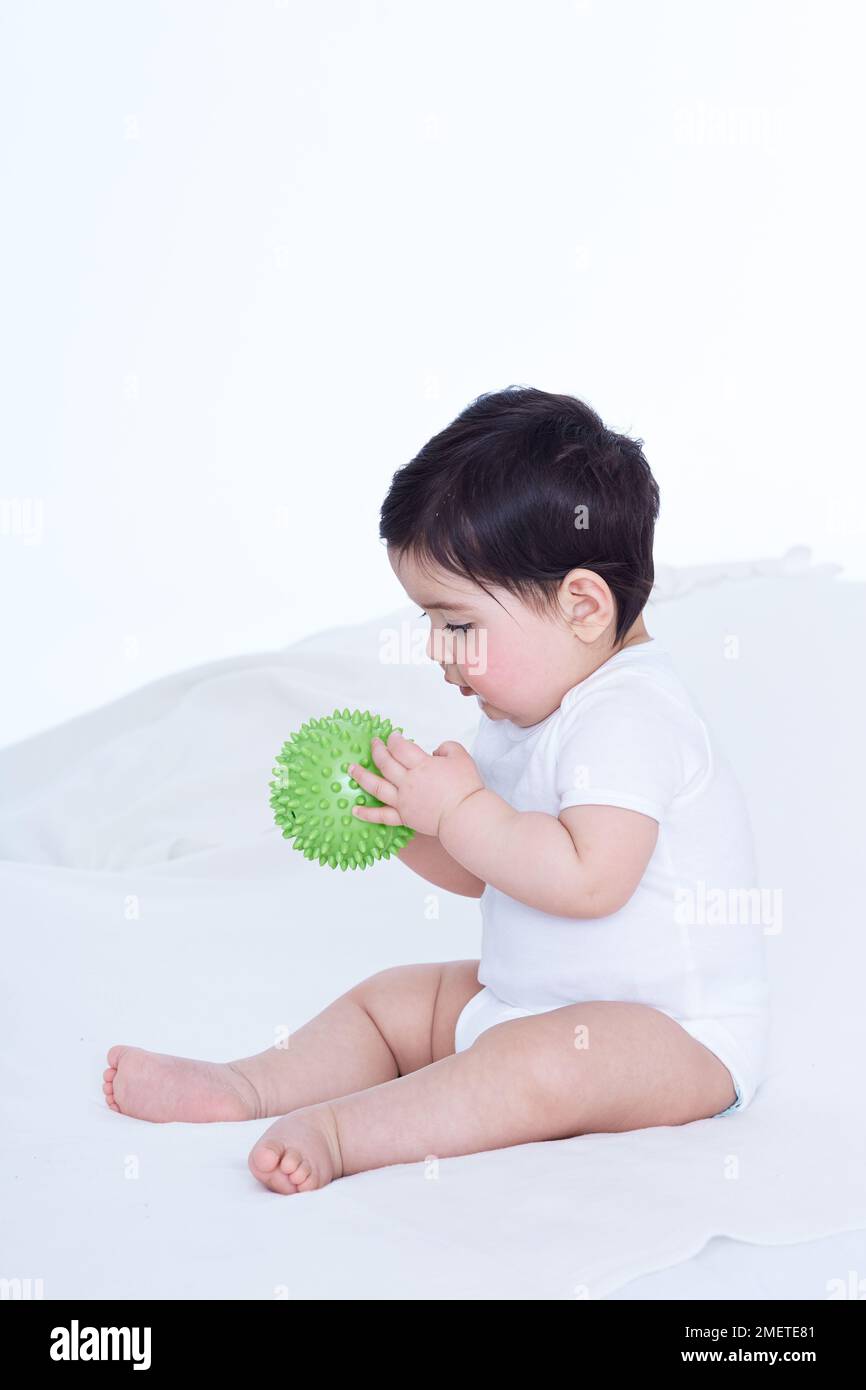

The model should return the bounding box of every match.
[459,685,474,696]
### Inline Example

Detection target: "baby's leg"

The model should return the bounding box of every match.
[248,1000,737,1193]
[103,960,483,1123]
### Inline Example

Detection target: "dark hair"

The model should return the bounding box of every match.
[379,386,660,647]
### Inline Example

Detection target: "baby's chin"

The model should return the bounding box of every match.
[476,695,506,719]
[471,689,525,722]
[477,695,547,727]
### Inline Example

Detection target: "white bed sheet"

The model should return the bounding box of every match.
[1,547,864,1300]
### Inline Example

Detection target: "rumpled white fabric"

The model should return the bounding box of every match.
[1,546,864,1300]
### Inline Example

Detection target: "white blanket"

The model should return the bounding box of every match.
[2,546,864,1299]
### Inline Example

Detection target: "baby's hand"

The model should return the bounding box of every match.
[348,731,484,838]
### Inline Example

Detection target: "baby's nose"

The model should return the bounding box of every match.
[426,628,458,668]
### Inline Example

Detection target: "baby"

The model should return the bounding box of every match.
[103,386,771,1195]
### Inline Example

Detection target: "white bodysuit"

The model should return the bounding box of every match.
[453,639,772,1115]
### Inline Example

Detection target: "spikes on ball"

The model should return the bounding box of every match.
[269,708,415,870]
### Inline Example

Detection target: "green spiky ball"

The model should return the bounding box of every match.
[269,707,416,870]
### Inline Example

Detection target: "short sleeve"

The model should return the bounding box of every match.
[554,680,708,823]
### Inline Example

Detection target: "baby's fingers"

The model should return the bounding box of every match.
[347,761,398,807]
[351,804,403,826]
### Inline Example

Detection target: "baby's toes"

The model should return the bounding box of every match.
[250,1140,280,1172]
[267,1169,301,1195]
[248,1146,293,1195]
[279,1149,311,1185]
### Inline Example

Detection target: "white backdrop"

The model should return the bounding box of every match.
[2,0,864,748]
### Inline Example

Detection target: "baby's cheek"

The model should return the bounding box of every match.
[468,645,518,696]
[462,629,497,681]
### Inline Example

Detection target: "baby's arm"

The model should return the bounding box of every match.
[396,832,486,897]
[349,730,654,911]
[438,791,658,919]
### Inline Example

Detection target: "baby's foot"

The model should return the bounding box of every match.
[248,1104,344,1194]
[103,1045,261,1123]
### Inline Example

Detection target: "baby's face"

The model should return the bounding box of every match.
[389,547,599,728]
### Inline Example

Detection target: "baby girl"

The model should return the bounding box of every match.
[103,385,771,1195]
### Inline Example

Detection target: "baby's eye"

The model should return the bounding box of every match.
[416,608,471,633]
